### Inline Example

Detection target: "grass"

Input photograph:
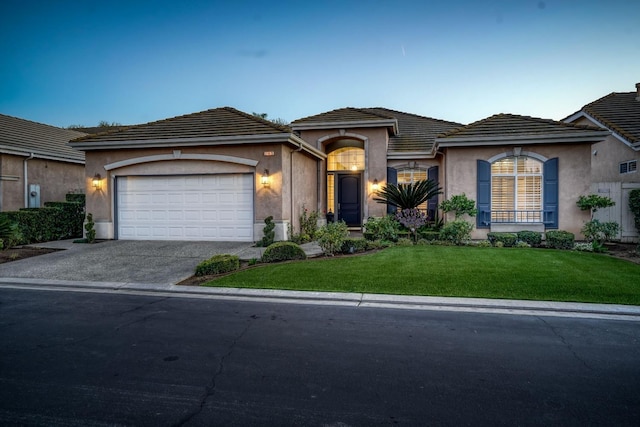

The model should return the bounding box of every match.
[203,246,640,305]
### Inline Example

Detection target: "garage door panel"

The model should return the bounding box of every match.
[118,174,253,241]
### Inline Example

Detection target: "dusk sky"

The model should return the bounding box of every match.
[1,0,638,129]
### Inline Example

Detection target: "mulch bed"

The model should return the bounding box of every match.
[0,247,59,264]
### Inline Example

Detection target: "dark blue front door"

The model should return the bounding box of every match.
[338,174,361,226]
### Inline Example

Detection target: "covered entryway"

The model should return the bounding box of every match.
[116,174,254,241]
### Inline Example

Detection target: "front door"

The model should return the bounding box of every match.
[338,174,361,226]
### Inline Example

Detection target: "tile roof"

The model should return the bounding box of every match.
[366,108,462,154]
[291,107,396,124]
[292,107,462,155]
[437,113,607,142]
[0,114,86,162]
[71,107,291,144]
[578,91,640,146]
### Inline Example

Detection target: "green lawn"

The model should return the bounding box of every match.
[203,246,640,305]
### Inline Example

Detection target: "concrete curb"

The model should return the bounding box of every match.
[1,277,639,321]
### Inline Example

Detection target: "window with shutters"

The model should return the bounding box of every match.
[491,156,543,222]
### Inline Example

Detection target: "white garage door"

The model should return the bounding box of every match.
[117,174,254,241]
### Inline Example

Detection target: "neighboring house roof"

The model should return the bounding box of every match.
[436,113,609,147]
[0,114,86,163]
[73,125,130,135]
[292,107,461,158]
[563,89,640,150]
[70,107,325,159]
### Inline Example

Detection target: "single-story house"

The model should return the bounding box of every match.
[563,83,640,242]
[0,114,86,211]
[71,105,610,242]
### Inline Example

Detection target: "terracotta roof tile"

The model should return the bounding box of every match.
[0,114,86,162]
[72,107,291,143]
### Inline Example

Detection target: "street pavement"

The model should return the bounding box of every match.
[1,288,639,426]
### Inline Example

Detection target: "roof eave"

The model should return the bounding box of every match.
[0,146,85,164]
[436,131,610,147]
[563,111,638,150]
[69,133,327,160]
[387,151,436,160]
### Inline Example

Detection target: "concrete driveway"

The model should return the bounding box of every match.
[0,240,255,285]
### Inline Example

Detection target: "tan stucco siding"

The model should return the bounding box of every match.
[0,154,83,211]
[298,127,390,222]
[443,144,592,239]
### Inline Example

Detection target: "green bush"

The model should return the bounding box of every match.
[627,189,640,233]
[417,230,440,241]
[84,213,96,243]
[262,241,306,263]
[316,220,349,255]
[66,193,86,204]
[195,254,240,276]
[545,230,575,250]
[487,232,517,247]
[475,240,492,248]
[45,201,85,239]
[363,215,400,242]
[581,219,620,244]
[0,215,21,250]
[396,237,414,246]
[517,230,542,247]
[257,216,275,247]
[340,237,370,254]
[439,193,477,219]
[439,220,473,245]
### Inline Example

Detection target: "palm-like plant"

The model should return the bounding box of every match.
[373,179,442,210]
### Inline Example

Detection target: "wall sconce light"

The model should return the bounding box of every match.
[372,179,379,191]
[261,169,270,187]
[92,173,102,190]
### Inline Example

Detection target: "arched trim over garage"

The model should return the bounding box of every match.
[104,151,258,171]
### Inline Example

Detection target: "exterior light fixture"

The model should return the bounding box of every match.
[351,163,358,171]
[92,173,102,190]
[372,179,379,191]
[261,169,270,187]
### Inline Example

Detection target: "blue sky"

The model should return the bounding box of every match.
[1,0,638,128]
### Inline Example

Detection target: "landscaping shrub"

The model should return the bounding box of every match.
[581,219,619,245]
[487,232,517,247]
[439,220,473,245]
[545,230,575,250]
[65,193,86,204]
[195,254,240,276]
[515,241,531,248]
[395,208,427,241]
[363,215,400,242]
[517,230,542,247]
[84,213,96,243]
[340,237,369,254]
[417,230,440,241]
[0,215,21,250]
[262,241,306,263]
[45,201,85,238]
[257,216,275,247]
[316,220,349,255]
[396,237,414,246]
[439,193,477,219]
[630,189,640,233]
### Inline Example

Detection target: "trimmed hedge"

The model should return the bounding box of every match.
[262,241,306,263]
[487,232,518,247]
[195,254,240,276]
[546,230,575,250]
[517,230,542,247]
[44,201,85,238]
[340,237,370,254]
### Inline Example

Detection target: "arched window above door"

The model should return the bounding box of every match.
[327,147,365,171]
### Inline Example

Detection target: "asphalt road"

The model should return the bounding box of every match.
[1,288,639,426]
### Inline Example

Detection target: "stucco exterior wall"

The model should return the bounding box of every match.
[574,117,639,183]
[298,127,390,223]
[443,144,592,239]
[0,154,84,211]
[84,143,320,241]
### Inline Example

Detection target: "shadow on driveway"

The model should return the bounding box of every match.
[0,240,253,285]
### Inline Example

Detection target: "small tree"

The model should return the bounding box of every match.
[84,213,96,243]
[439,194,477,219]
[577,194,615,220]
[257,216,275,247]
[577,194,618,246]
[395,208,427,242]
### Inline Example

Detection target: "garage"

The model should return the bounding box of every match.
[116,174,254,241]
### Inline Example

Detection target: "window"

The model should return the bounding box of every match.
[491,156,542,222]
[620,160,637,174]
[397,167,428,211]
[327,147,364,171]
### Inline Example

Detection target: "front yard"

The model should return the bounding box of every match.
[202,245,640,305]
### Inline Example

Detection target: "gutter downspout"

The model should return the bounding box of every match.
[290,141,304,238]
[24,153,34,208]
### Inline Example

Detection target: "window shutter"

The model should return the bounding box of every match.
[427,166,439,220]
[386,167,397,215]
[477,160,491,228]
[543,158,559,229]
